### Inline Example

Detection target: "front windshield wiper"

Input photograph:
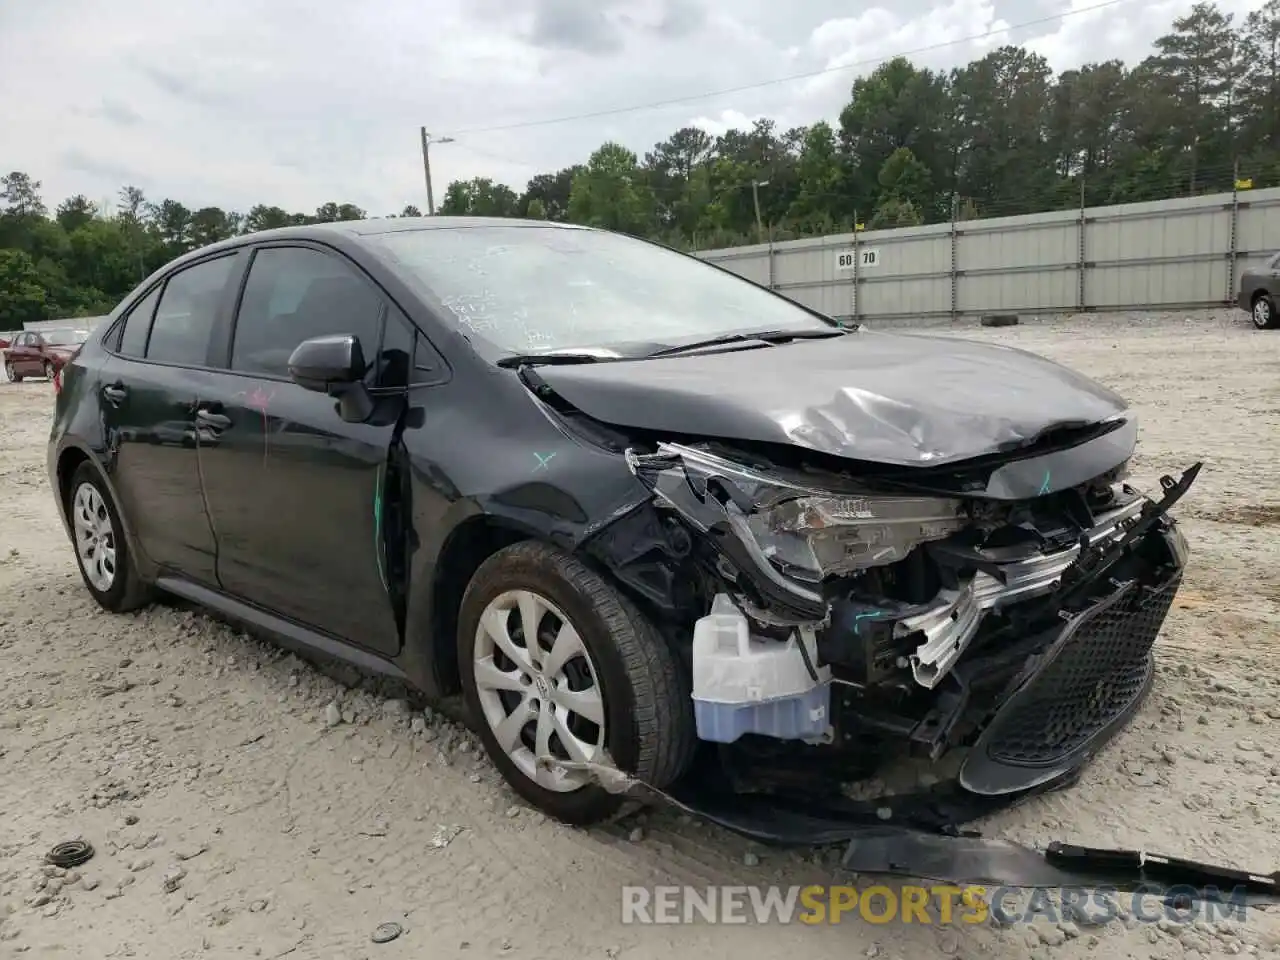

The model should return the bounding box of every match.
[495,352,607,369]
[645,327,849,359]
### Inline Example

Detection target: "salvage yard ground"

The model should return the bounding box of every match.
[2,310,1280,960]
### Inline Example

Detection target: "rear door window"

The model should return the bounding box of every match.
[147,255,237,366]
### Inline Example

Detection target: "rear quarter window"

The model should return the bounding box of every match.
[118,286,162,358]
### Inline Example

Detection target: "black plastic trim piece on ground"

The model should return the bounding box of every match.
[46,840,94,868]
[841,828,1280,906]
[660,765,1083,847]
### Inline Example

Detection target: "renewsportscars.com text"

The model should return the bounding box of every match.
[621,884,1250,926]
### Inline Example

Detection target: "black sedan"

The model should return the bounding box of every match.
[48,217,1194,836]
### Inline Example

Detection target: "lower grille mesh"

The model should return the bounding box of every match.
[984,573,1181,767]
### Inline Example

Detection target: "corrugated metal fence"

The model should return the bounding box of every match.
[23,317,108,333]
[695,187,1280,322]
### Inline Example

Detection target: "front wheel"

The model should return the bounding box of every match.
[67,461,153,613]
[457,541,695,825]
[5,361,20,383]
[1252,293,1280,330]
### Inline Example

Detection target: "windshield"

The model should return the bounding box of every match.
[44,331,86,346]
[367,225,834,356]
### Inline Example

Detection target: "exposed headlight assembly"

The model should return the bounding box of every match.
[626,443,967,603]
[747,493,967,582]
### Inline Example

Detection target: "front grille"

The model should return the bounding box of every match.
[983,573,1181,766]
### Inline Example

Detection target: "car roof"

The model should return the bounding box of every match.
[232,216,587,243]
[161,216,594,273]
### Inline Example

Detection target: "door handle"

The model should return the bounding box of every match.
[196,409,232,429]
[102,383,127,405]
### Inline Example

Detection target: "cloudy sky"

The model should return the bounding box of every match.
[0,0,1260,217]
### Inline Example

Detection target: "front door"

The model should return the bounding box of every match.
[98,254,240,584]
[197,243,405,655]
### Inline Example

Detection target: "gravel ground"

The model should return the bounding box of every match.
[2,310,1279,960]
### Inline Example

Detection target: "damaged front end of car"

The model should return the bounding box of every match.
[622,435,1199,810]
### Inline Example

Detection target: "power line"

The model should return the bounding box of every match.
[450,142,540,171]
[442,0,1139,137]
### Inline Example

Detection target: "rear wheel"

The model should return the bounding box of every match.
[67,461,153,613]
[42,361,52,379]
[5,361,21,383]
[1252,293,1280,330]
[457,541,695,825]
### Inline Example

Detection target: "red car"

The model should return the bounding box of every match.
[3,329,88,382]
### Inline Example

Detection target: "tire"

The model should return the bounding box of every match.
[42,361,52,379]
[457,540,695,825]
[980,314,1019,327]
[66,461,153,613]
[1252,293,1280,330]
[6,362,21,383]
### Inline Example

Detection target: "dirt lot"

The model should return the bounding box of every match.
[2,310,1280,960]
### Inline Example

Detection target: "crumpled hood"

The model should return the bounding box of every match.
[533,329,1130,468]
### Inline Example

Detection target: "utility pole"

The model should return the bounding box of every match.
[751,179,770,244]
[419,127,455,215]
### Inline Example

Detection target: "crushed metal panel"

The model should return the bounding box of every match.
[534,330,1130,467]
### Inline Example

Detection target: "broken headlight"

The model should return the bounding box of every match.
[745,493,967,583]
[627,442,968,587]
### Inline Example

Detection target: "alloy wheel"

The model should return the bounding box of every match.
[1254,297,1273,329]
[3,362,13,382]
[472,589,607,792]
[72,482,117,593]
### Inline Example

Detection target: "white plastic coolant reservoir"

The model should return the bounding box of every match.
[690,594,831,744]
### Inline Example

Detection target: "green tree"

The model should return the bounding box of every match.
[1240,0,1280,153]
[148,199,194,257]
[55,195,97,233]
[520,167,580,220]
[788,122,842,230]
[869,197,923,229]
[437,178,520,217]
[877,147,931,209]
[244,205,296,233]
[567,143,655,234]
[1150,1,1242,190]
[839,58,953,219]
[1,172,47,217]
[314,202,367,222]
[0,248,47,325]
[189,207,240,248]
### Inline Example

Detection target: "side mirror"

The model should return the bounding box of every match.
[288,335,367,394]
[288,334,376,423]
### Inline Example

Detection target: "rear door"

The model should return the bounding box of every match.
[98,252,242,584]
[196,242,408,655]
